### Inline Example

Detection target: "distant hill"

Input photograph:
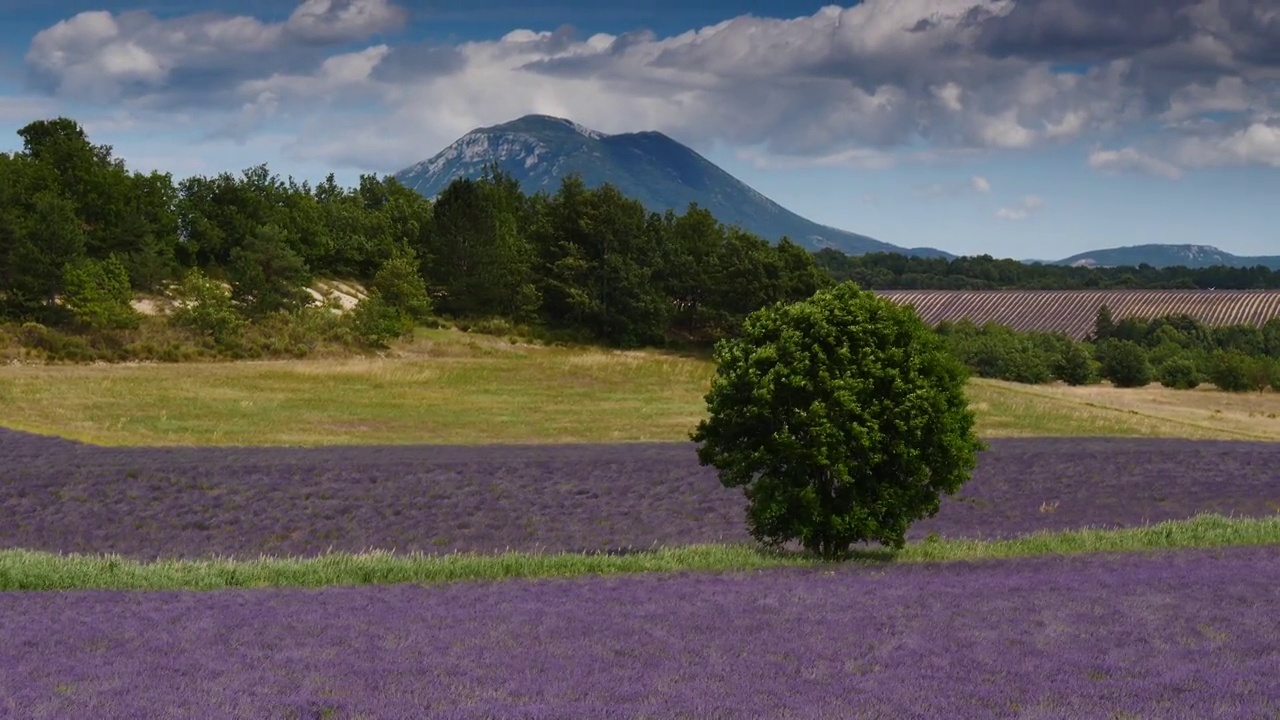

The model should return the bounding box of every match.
[1053,244,1280,270]
[393,114,951,259]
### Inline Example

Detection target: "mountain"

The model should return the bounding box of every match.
[1053,244,1280,270]
[393,115,951,258]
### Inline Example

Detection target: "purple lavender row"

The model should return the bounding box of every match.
[3,427,1280,559]
[1,546,1276,718]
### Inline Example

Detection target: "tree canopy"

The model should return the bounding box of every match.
[692,282,984,559]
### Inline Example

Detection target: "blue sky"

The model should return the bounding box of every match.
[1,0,1277,261]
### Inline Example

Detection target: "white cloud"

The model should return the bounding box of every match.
[1044,109,1089,140]
[1177,121,1280,168]
[23,0,408,103]
[1087,147,1184,179]
[284,0,407,43]
[1161,76,1250,123]
[13,0,1280,175]
[971,175,991,193]
[737,145,899,171]
[931,82,964,112]
[975,108,1038,149]
[996,194,1042,220]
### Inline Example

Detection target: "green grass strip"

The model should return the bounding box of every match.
[2,513,1277,592]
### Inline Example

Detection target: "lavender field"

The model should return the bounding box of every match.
[0,546,1275,718]
[2,427,1279,559]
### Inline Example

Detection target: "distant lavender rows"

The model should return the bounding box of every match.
[2,546,1277,718]
[2,427,1279,559]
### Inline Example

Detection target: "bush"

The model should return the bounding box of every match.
[1097,339,1152,388]
[169,268,245,348]
[1208,350,1273,392]
[1053,341,1098,385]
[16,322,96,361]
[243,307,350,358]
[1156,355,1202,390]
[227,223,312,317]
[349,295,410,348]
[941,324,1054,384]
[61,255,140,330]
[370,250,433,323]
[692,282,984,560]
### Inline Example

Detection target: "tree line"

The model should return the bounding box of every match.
[815,250,1280,290]
[941,304,1280,392]
[0,117,828,359]
[6,116,1280,369]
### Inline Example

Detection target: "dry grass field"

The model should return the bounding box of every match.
[3,327,1280,445]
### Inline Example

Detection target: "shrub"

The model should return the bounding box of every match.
[1156,355,1202,390]
[941,324,1054,384]
[692,282,984,560]
[370,250,433,323]
[1097,339,1152,388]
[1208,351,1273,393]
[227,223,312,317]
[61,255,140,331]
[169,269,245,348]
[1053,341,1098,386]
[349,295,410,348]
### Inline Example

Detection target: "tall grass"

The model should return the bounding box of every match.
[3,514,1275,592]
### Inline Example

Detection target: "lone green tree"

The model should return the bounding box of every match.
[691,282,984,560]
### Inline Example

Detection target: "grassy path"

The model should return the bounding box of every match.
[3,514,1276,591]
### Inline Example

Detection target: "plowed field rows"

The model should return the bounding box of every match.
[877,289,1280,339]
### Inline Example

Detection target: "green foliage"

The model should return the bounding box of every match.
[429,169,541,321]
[370,249,433,323]
[535,178,670,347]
[1096,339,1152,388]
[1156,355,1203,390]
[936,321,1055,384]
[61,255,140,330]
[1207,350,1274,393]
[15,114,1280,376]
[170,268,246,347]
[227,223,312,317]
[1,186,86,320]
[1053,341,1099,385]
[349,295,409,348]
[348,249,436,348]
[692,282,984,560]
[814,249,1280,291]
[1111,316,1148,344]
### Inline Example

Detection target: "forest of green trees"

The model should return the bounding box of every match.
[0,117,828,360]
[4,115,1280,393]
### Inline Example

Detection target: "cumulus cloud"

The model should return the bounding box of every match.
[971,175,991,193]
[1087,146,1185,179]
[284,0,407,44]
[1177,120,1280,167]
[996,194,1043,220]
[15,0,1280,173]
[23,0,410,105]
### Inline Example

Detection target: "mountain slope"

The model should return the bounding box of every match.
[394,115,950,258]
[1054,244,1280,270]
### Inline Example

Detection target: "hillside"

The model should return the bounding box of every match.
[393,115,951,259]
[1054,244,1280,270]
